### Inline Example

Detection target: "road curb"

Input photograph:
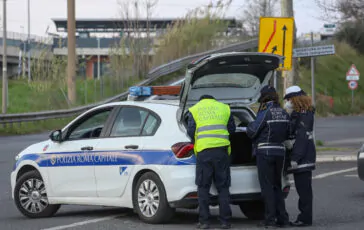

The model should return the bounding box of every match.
[317,155,357,162]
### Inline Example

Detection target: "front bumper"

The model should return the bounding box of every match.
[169,185,291,209]
[10,171,16,200]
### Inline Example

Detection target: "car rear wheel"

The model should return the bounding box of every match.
[14,170,61,218]
[133,172,175,224]
[239,200,265,220]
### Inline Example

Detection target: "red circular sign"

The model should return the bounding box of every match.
[348,80,358,90]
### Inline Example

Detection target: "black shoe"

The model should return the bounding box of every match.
[197,223,210,229]
[290,220,312,227]
[276,222,290,228]
[257,221,277,229]
[219,223,231,229]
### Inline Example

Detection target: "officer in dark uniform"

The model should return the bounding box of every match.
[283,86,316,227]
[247,85,290,228]
[187,95,236,229]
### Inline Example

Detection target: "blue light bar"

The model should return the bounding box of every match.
[129,86,152,97]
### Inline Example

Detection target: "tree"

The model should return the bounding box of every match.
[108,0,158,92]
[241,0,279,37]
[315,0,364,54]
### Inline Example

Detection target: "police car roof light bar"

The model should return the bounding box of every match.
[128,85,182,100]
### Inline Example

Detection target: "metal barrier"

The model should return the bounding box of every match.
[0,39,259,125]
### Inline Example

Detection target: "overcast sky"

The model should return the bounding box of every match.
[1,0,329,37]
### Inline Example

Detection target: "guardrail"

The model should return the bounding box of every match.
[0,38,259,126]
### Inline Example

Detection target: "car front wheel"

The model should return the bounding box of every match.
[14,170,60,218]
[133,172,175,224]
[239,200,265,220]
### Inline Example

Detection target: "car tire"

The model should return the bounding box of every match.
[14,170,61,218]
[133,172,175,224]
[239,200,265,220]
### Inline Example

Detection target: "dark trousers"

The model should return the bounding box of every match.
[195,147,232,225]
[256,154,289,224]
[293,171,313,224]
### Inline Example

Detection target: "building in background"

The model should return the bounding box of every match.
[50,18,240,79]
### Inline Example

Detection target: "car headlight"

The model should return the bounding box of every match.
[15,154,20,162]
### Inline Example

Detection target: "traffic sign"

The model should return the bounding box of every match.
[258,17,294,70]
[348,80,358,90]
[293,45,335,58]
[346,64,360,81]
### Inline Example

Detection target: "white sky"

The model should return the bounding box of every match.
[0,0,329,37]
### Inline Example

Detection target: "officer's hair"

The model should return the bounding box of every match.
[199,95,215,100]
[260,92,280,105]
[290,95,314,112]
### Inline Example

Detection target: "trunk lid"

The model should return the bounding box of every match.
[179,52,283,120]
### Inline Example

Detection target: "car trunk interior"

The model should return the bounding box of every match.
[229,108,256,166]
[182,107,256,166]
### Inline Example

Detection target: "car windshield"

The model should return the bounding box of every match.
[192,73,259,88]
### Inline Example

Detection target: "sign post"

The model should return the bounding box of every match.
[347,64,360,108]
[348,80,358,108]
[292,43,335,107]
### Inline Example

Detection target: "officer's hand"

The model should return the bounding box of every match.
[283,140,295,150]
[290,161,298,169]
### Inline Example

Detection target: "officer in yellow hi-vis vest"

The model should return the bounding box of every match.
[187,95,236,229]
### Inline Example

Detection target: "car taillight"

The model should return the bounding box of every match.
[171,142,194,158]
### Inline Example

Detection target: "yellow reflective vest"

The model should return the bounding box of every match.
[189,99,231,155]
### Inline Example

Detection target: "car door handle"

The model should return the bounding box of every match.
[125,145,139,149]
[81,146,93,151]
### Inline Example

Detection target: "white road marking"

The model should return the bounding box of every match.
[344,174,358,177]
[41,214,126,230]
[288,167,357,184]
[313,167,357,179]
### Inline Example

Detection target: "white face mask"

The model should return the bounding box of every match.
[284,100,294,114]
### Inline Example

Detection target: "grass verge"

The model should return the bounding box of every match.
[0,71,183,135]
[298,41,364,116]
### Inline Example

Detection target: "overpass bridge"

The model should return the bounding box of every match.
[0,32,54,78]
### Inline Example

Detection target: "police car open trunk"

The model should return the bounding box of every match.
[179,52,284,166]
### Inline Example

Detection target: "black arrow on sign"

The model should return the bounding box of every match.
[282,25,287,67]
[271,45,277,54]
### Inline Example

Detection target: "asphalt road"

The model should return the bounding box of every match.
[315,115,364,148]
[1,116,364,229]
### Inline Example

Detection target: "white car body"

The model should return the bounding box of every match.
[10,52,291,223]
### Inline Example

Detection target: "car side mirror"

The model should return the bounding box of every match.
[49,130,63,142]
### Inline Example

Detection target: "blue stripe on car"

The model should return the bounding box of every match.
[15,150,196,168]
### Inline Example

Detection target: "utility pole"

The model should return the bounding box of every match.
[311,32,315,107]
[27,0,31,82]
[67,0,76,104]
[2,0,8,114]
[281,0,296,92]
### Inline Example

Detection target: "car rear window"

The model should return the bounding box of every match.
[192,73,259,88]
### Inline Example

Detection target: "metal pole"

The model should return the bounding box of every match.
[27,0,31,82]
[352,89,354,109]
[311,32,315,107]
[310,32,316,143]
[97,38,103,98]
[281,0,296,93]
[97,38,100,80]
[2,0,8,114]
[67,0,76,104]
[273,71,277,89]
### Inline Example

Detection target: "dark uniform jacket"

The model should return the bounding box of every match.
[247,101,290,157]
[286,109,316,173]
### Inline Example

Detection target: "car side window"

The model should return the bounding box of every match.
[67,109,112,140]
[141,113,159,135]
[109,107,160,137]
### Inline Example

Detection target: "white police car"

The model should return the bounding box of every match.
[11,52,291,224]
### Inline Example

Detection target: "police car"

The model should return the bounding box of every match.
[11,52,291,224]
